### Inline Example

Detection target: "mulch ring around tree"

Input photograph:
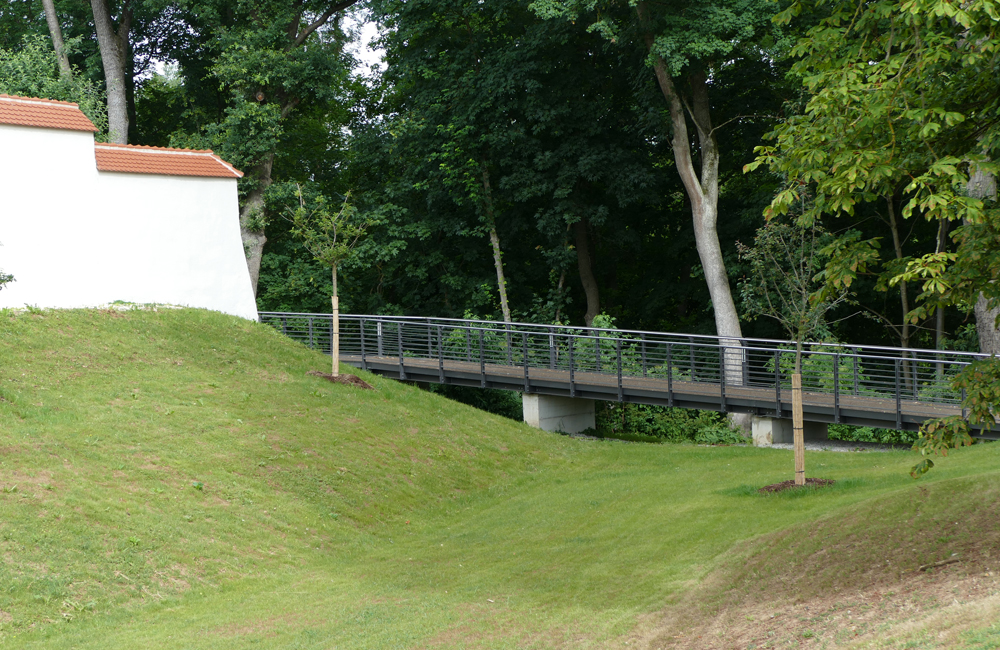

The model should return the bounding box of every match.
[758,477,835,494]
[306,370,375,390]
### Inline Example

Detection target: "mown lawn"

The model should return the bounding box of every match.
[2,308,998,648]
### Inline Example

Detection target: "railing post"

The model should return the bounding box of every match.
[641,333,647,378]
[595,334,601,372]
[377,320,384,357]
[479,328,486,388]
[774,349,781,417]
[466,322,471,362]
[666,342,674,407]
[719,345,727,413]
[281,316,287,336]
[741,340,748,387]
[616,338,623,402]
[360,318,368,371]
[427,323,433,359]
[522,332,530,393]
[505,323,513,366]
[894,358,901,429]
[853,355,859,396]
[549,332,556,370]
[398,322,406,381]
[308,317,314,349]
[438,325,444,383]
[688,336,696,381]
[833,353,840,424]
[569,337,575,398]
[912,352,919,400]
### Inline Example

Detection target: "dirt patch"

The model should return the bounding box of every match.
[306,371,374,390]
[759,477,835,493]
[643,567,1000,649]
[639,477,1000,649]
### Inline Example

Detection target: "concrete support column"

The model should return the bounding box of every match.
[752,416,828,447]
[522,394,595,434]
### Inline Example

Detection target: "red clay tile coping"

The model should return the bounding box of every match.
[0,94,98,132]
[0,94,242,178]
[94,143,243,179]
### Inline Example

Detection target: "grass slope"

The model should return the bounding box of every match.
[2,308,1000,648]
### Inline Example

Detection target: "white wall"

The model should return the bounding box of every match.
[0,124,258,320]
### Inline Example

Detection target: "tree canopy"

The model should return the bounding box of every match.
[2,0,997,361]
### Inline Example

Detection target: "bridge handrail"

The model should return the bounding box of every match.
[260,311,984,425]
[259,311,987,363]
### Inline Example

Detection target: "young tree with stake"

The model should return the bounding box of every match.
[738,218,870,485]
[288,188,369,378]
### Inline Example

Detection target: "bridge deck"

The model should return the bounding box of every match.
[258,312,988,435]
[343,355,965,432]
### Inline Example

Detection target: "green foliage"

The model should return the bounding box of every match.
[596,403,733,443]
[911,357,1000,476]
[425,384,524,421]
[287,187,368,278]
[754,0,1000,324]
[828,424,917,446]
[530,0,785,77]
[0,35,106,133]
[694,423,746,446]
[738,218,857,365]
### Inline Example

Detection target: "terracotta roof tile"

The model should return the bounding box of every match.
[0,94,98,132]
[94,143,243,179]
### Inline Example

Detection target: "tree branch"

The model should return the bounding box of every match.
[292,0,359,48]
[635,1,702,203]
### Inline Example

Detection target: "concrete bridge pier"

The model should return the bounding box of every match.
[752,416,828,447]
[522,394,596,434]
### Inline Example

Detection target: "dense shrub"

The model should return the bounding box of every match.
[828,424,918,445]
[596,403,741,444]
[425,384,524,421]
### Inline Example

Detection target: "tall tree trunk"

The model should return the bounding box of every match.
[935,218,950,376]
[232,3,358,294]
[480,166,511,322]
[968,165,1000,355]
[637,3,749,433]
[574,219,600,327]
[125,37,137,143]
[886,195,914,391]
[887,196,910,349]
[975,296,1000,356]
[636,4,742,346]
[553,269,567,323]
[41,0,72,80]
[90,0,131,143]
[240,153,274,294]
[936,218,950,348]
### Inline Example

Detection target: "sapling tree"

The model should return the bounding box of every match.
[288,186,369,378]
[738,218,866,484]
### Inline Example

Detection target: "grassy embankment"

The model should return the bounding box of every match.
[2,308,1000,649]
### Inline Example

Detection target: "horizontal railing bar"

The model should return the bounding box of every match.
[260,312,988,361]
[259,312,969,408]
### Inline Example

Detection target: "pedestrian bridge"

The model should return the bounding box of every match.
[260,312,989,437]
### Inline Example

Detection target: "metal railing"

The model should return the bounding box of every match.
[260,312,985,427]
